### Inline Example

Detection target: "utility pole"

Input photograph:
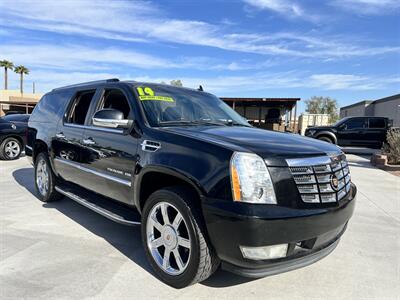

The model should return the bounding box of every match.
[33,82,35,94]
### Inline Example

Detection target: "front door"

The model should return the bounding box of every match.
[336,118,368,146]
[80,86,139,205]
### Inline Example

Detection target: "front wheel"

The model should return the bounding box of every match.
[141,186,219,288]
[318,136,334,144]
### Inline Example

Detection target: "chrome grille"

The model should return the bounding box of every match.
[287,154,351,204]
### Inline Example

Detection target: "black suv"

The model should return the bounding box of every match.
[305,116,390,148]
[27,79,356,288]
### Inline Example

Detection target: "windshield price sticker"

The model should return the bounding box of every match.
[137,87,175,102]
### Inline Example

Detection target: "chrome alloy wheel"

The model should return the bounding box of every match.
[36,158,49,196]
[5,140,20,158]
[146,202,191,276]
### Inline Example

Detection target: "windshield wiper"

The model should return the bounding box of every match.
[159,120,228,127]
[159,120,198,126]
[227,122,251,127]
[159,120,250,127]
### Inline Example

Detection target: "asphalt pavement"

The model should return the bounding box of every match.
[0,155,399,299]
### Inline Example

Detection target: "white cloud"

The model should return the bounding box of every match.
[6,66,398,94]
[0,43,255,73]
[331,0,400,14]
[244,0,304,17]
[0,0,398,59]
[309,74,400,90]
[134,72,399,94]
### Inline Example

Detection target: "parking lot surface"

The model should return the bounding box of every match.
[1,155,399,299]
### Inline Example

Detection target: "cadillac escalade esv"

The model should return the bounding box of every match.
[26,79,356,288]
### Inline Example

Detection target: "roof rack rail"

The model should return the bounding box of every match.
[52,78,120,91]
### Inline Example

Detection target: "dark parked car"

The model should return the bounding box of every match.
[305,116,390,148]
[27,79,356,288]
[0,114,30,160]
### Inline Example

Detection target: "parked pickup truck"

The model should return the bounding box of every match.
[27,79,356,288]
[305,116,391,148]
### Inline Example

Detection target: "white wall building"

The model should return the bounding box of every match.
[340,94,400,127]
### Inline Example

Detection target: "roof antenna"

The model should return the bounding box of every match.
[198,85,203,91]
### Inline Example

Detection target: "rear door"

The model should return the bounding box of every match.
[336,117,368,146]
[80,85,139,205]
[52,89,100,187]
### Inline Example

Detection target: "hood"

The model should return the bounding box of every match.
[163,126,342,166]
[306,125,335,131]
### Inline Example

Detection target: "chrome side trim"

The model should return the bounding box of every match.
[64,123,124,134]
[25,145,32,150]
[55,186,140,226]
[286,156,332,167]
[55,158,131,187]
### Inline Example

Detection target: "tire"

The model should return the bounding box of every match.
[141,186,219,288]
[0,137,22,160]
[318,136,334,144]
[34,152,62,202]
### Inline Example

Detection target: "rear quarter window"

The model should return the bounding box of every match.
[369,118,386,129]
[30,91,73,123]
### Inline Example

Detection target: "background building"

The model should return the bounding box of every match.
[340,94,400,127]
[221,97,300,132]
[0,90,43,116]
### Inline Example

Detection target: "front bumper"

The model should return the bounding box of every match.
[202,183,356,277]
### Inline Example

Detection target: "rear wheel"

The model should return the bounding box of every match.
[141,186,219,288]
[0,137,22,160]
[34,152,62,202]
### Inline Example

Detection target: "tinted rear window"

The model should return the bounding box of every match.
[369,118,386,129]
[30,91,73,123]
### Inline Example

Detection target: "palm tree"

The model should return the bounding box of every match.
[14,65,29,94]
[0,60,14,90]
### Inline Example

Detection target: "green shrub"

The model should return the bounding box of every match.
[382,128,400,164]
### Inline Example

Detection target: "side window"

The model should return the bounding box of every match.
[369,118,385,129]
[97,89,131,119]
[66,90,96,125]
[345,118,366,130]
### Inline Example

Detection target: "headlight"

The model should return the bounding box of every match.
[230,152,277,204]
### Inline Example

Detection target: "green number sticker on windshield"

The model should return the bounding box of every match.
[136,86,174,102]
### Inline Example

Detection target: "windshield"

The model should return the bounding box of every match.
[133,84,250,127]
[333,117,350,127]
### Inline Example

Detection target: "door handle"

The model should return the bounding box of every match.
[56,132,65,139]
[82,138,95,145]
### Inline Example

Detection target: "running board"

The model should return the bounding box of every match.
[55,184,141,226]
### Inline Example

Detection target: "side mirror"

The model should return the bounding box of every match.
[339,123,347,130]
[92,109,132,129]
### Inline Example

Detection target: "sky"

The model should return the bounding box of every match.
[0,0,399,113]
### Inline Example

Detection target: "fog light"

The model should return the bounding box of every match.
[240,244,288,260]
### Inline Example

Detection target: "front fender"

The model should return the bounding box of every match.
[133,164,206,211]
[315,131,337,144]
